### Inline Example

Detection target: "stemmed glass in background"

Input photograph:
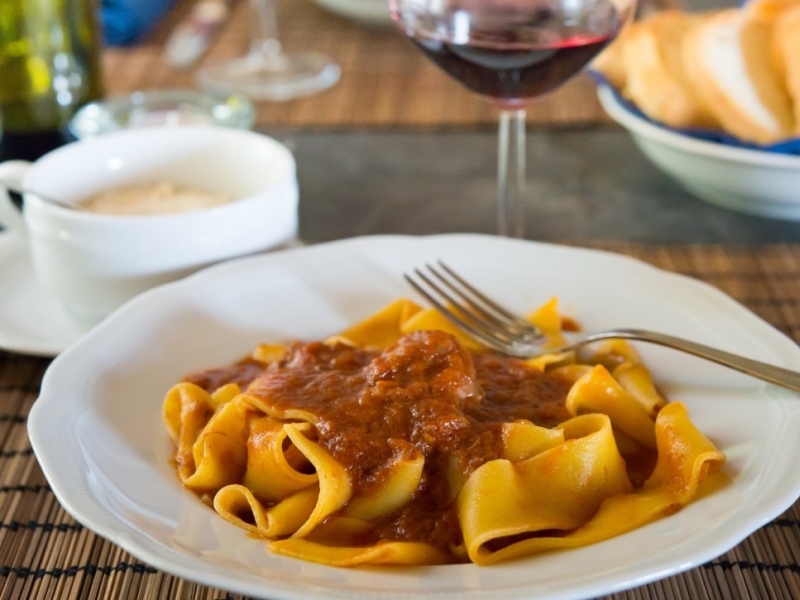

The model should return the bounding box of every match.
[197,0,341,101]
[389,0,636,237]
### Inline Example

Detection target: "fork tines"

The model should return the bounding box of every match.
[404,261,545,351]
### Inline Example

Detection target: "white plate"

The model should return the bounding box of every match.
[0,233,90,356]
[28,234,800,600]
[311,0,394,27]
[597,86,800,220]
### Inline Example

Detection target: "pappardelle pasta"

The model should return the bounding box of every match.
[163,298,726,567]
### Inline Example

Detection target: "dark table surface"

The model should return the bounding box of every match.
[278,128,800,245]
[2,128,797,245]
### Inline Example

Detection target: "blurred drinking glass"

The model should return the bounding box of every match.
[197,0,340,101]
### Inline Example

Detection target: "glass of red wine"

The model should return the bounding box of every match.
[389,0,634,237]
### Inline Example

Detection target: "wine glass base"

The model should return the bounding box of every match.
[196,52,341,101]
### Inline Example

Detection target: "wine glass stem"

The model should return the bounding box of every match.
[250,0,283,57]
[497,109,526,238]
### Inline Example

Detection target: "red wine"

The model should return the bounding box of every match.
[411,34,615,104]
[398,2,621,105]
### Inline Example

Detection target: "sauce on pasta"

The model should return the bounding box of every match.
[184,330,574,551]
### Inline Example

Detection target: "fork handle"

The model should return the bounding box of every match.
[581,329,800,394]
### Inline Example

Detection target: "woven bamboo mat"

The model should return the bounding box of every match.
[3,243,800,600]
[101,0,607,128]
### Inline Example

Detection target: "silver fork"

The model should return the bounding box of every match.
[404,261,800,394]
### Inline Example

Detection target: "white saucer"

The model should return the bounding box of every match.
[0,233,90,357]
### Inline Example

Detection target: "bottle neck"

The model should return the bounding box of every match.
[0,0,104,136]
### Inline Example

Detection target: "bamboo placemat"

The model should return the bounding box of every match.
[3,243,800,600]
[101,0,607,129]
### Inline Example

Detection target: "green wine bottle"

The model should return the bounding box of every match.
[0,0,103,161]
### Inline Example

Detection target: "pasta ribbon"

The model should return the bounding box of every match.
[459,413,632,564]
[163,382,215,459]
[269,538,451,567]
[566,365,658,448]
[284,424,353,539]
[243,417,317,503]
[549,364,593,384]
[584,338,643,369]
[401,306,484,350]
[613,362,667,417]
[239,391,317,424]
[273,517,449,567]
[251,343,287,364]
[334,298,423,349]
[162,383,215,448]
[523,351,576,372]
[500,421,565,462]
[181,397,249,491]
[214,485,318,538]
[526,296,568,348]
[644,401,726,494]
[462,402,725,565]
[344,444,424,520]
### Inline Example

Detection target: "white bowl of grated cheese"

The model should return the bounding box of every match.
[0,125,298,323]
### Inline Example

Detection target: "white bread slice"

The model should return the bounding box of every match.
[621,10,718,129]
[770,5,800,133]
[591,25,632,91]
[744,0,800,24]
[681,8,794,144]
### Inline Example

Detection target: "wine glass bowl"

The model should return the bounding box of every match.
[196,0,340,102]
[197,49,341,102]
[389,0,636,236]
